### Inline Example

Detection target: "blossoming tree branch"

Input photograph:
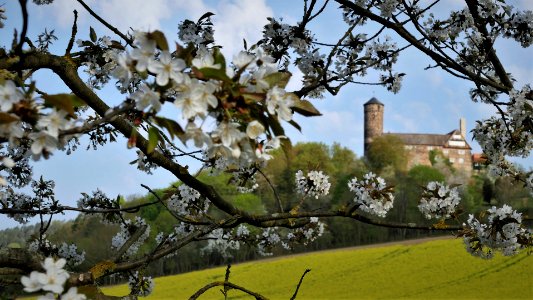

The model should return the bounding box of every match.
[0,0,532,298]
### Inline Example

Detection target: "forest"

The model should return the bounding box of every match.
[2,141,530,287]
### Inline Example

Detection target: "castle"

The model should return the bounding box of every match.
[363,97,473,173]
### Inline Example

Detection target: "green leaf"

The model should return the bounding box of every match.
[197,67,231,83]
[242,92,265,104]
[147,127,160,154]
[109,40,125,50]
[175,43,196,64]
[153,116,185,141]
[80,40,94,47]
[266,114,285,137]
[147,30,169,51]
[42,93,86,117]
[0,112,19,124]
[280,137,292,160]
[292,99,322,117]
[89,27,97,43]
[212,48,226,71]
[198,12,215,22]
[288,119,302,132]
[263,72,291,88]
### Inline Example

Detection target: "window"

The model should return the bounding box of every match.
[427,146,433,151]
[459,158,464,164]
[405,145,413,150]
[458,150,465,155]
[449,158,455,163]
[443,149,449,154]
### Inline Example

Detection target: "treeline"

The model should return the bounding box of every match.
[1,141,531,282]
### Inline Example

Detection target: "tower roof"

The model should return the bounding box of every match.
[364,97,384,106]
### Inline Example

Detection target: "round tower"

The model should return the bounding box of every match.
[364,97,384,156]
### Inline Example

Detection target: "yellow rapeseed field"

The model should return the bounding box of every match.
[102,238,532,299]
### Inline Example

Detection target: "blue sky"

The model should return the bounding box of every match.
[1,0,532,229]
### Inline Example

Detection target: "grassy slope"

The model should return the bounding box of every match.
[103,239,532,299]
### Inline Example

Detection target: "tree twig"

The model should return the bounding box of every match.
[113,225,148,263]
[65,10,78,55]
[290,269,311,300]
[15,0,28,55]
[75,0,134,46]
[189,281,268,300]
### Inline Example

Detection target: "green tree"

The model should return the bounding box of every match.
[366,135,408,174]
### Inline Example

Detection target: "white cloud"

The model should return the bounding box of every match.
[33,0,96,28]
[98,0,174,31]
[286,68,304,92]
[173,1,212,20]
[42,0,211,34]
[389,113,418,132]
[213,0,273,57]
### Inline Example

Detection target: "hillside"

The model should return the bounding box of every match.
[102,238,532,299]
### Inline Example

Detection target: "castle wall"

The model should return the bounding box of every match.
[404,145,442,169]
[404,145,473,173]
[444,147,473,173]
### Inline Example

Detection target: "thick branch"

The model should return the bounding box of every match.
[464,0,513,89]
[334,0,511,93]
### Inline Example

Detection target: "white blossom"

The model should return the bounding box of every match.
[418,182,461,219]
[212,122,245,148]
[256,136,284,161]
[131,83,161,112]
[21,257,70,296]
[295,170,331,199]
[233,51,255,69]
[185,122,211,148]
[2,157,15,168]
[110,52,133,87]
[0,80,24,112]
[202,228,240,258]
[111,217,150,257]
[37,109,72,138]
[21,271,43,292]
[348,172,394,218]
[463,205,528,258]
[378,0,399,18]
[29,132,58,158]
[192,52,220,69]
[167,184,207,215]
[246,120,265,139]
[130,31,156,72]
[148,51,186,86]
[0,120,24,145]
[266,87,295,122]
[173,78,215,119]
[61,287,86,300]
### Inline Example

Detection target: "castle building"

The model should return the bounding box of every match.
[363,97,473,173]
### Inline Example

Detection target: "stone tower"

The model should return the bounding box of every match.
[364,97,384,156]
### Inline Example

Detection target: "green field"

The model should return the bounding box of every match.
[102,238,532,299]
